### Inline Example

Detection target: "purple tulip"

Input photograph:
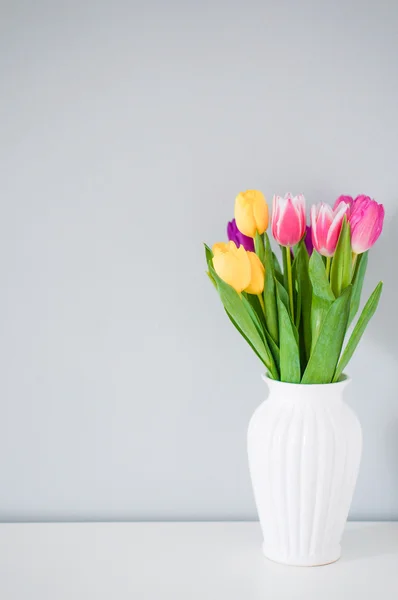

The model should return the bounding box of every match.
[304,225,314,256]
[227,219,255,252]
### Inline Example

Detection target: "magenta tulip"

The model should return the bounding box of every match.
[334,194,385,254]
[311,202,350,257]
[349,196,385,254]
[271,193,306,247]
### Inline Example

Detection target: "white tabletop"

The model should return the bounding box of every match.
[0,522,397,599]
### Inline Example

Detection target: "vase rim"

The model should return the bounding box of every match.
[262,373,350,390]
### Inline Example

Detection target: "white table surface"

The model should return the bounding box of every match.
[0,522,397,599]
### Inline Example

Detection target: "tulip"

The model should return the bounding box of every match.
[271,193,306,319]
[334,195,354,217]
[271,193,306,247]
[311,201,350,257]
[212,241,265,295]
[212,241,251,293]
[349,195,385,254]
[227,218,255,252]
[334,194,385,254]
[304,225,313,256]
[244,252,265,295]
[234,190,269,238]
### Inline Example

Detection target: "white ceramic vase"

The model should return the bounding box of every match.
[247,375,362,567]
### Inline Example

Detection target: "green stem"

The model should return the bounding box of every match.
[352,252,358,279]
[257,294,265,314]
[326,256,331,280]
[285,246,294,320]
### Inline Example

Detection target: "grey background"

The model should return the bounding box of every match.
[0,0,397,522]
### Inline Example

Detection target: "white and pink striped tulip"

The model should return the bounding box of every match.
[311,202,350,257]
[271,193,306,247]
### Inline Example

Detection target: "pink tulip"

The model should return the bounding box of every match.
[334,195,354,217]
[334,194,385,254]
[271,193,306,247]
[311,202,350,257]
[349,195,385,254]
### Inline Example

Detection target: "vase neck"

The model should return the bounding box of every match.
[263,376,350,403]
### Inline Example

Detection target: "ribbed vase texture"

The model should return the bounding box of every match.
[247,376,362,566]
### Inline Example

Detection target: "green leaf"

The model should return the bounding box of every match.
[301,285,352,384]
[281,245,289,293]
[206,271,216,288]
[263,233,279,344]
[291,252,301,330]
[295,280,302,331]
[272,251,282,276]
[295,242,312,364]
[204,243,214,268]
[242,293,266,337]
[254,232,265,265]
[208,263,277,376]
[276,284,301,383]
[276,279,290,314]
[333,281,383,382]
[205,243,278,378]
[309,251,335,302]
[274,269,284,286]
[241,294,279,379]
[224,310,270,371]
[205,245,216,287]
[309,251,335,351]
[330,218,352,297]
[348,251,368,326]
[263,328,280,376]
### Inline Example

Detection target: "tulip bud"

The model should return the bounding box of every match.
[244,252,265,295]
[349,195,385,254]
[304,225,314,256]
[334,195,354,217]
[234,190,269,238]
[212,241,251,293]
[227,218,255,252]
[311,202,350,257]
[271,193,306,247]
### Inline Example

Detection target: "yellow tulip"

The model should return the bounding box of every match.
[244,252,265,295]
[212,242,265,296]
[234,190,269,237]
[212,241,251,293]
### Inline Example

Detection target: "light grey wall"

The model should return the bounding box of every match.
[0,0,397,522]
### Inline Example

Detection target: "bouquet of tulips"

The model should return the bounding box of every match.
[204,192,384,384]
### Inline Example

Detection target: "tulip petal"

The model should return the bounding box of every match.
[244,251,265,295]
[350,197,385,253]
[235,190,268,237]
[212,241,252,292]
[311,201,348,257]
[334,195,354,216]
[271,193,307,247]
[227,218,255,251]
[326,203,349,255]
[310,204,320,251]
[253,192,269,235]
